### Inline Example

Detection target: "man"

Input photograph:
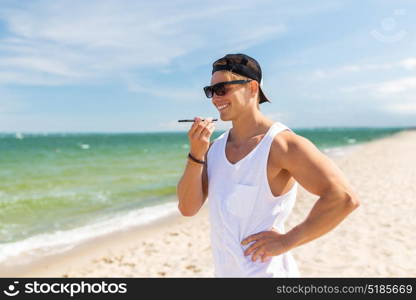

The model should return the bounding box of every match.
[176,53,360,277]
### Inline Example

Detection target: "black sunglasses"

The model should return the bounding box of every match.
[203,80,252,98]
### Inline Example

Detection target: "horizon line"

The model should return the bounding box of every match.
[1,125,414,135]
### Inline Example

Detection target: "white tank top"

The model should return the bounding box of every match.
[207,122,300,277]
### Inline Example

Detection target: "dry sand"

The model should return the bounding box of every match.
[4,130,416,277]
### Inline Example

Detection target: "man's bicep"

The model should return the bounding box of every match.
[281,135,352,197]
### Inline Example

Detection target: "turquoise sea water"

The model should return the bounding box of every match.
[0,127,407,263]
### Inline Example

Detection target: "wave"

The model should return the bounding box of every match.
[0,201,178,266]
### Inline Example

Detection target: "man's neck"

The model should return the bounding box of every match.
[229,111,275,145]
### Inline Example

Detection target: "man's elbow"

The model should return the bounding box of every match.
[177,203,198,217]
[176,186,196,216]
[342,190,360,211]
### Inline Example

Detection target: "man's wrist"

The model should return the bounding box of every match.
[283,225,303,251]
[187,158,205,166]
[187,152,205,165]
[189,151,204,161]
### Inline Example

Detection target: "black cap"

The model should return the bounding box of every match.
[211,53,271,104]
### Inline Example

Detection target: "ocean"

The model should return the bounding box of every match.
[0,127,406,265]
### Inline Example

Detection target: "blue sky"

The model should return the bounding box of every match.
[0,0,415,132]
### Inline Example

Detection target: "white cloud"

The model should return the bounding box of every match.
[383,101,416,114]
[375,77,416,94]
[311,57,416,79]
[125,77,202,102]
[340,76,416,98]
[0,70,72,86]
[222,24,286,54]
[0,57,81,77]
[399,58,416,70]
[0,0,287,87]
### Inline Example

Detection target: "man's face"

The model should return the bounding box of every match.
[210,71,254,121]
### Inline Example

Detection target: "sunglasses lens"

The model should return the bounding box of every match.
[204,82,231,98]
[213,84,226,96]
[204,87,213,98]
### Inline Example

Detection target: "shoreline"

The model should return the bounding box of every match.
[2,129,415,277]
[0,207,197,277]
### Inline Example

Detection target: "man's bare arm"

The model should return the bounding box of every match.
[201,147,210,201]
[177,116,214,217]
[241,131,360,262]
[277,131,360,249]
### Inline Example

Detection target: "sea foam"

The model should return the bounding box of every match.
[0,201,178,266]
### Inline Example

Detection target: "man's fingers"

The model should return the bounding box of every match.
[188,116,201,135]
[251,247,265,262]
[203,123,215,136]
[188,117,214,139]
[192,120,208,139]
[244,239,266,256]
[241,231,266,245]
[194,119,214,139]
[261,254,271,263]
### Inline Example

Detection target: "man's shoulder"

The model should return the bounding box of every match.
[270,129,304,162]
[271,129,295,150]
[270,129,319,165]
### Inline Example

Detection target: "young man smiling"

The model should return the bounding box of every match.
[176,53,360,277]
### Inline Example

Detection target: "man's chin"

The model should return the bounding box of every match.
[219,112,233,121]
[220,115,231,121]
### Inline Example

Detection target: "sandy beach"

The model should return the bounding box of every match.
[3,129,416,277]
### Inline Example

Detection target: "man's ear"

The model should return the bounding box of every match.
[250,80,258,98]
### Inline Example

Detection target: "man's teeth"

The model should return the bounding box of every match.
[218,104,229,110]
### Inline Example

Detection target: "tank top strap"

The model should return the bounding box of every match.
[255,122,292,169]
[272,121,291,135]
[260,122,291,150]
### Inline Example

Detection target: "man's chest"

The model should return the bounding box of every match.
[225,139,294,197]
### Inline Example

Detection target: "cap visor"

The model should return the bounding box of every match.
[259,86,271,103]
